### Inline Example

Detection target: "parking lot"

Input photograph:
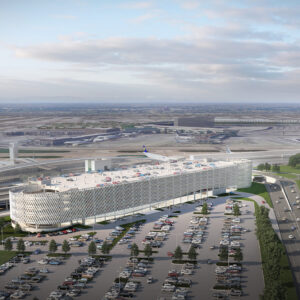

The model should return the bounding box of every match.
[0,195,264,299]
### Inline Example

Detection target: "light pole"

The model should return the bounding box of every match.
[1,226,3,246]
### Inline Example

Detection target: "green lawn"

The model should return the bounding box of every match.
[275,173,298,180]
[97,220,110,225]
[272,165,300,180]
[279,165,300,174]
[1,224,27,240]
[0,216,11,223]
[237,182,273,208]
[0,250,18,265]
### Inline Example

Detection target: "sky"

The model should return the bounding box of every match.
[1,0,300,103]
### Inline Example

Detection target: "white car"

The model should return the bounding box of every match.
[219,240,229,246]
[288,235,295,239]
[39,268,49,273]
[162,283,175,292]
[232,218,240,223]
[231,241,240,247]
[115,226,124,231]
[181,268,193,275]
[296,218,300,222]
[10,291,26,299]
[38,259,48,265]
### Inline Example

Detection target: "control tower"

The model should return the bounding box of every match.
[9,143,18,164]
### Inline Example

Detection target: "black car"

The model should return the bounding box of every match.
[119,292,134,298]
[4,284,18,290]
[152,241,162,248]
[58,285,70,291]
[0,291,10,299]
[71,273,82,279]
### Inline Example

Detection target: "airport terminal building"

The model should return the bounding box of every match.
[10,159,252,232]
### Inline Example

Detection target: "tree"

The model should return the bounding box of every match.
[288,153,300,167]
[264,281,287,300]
[264,163,271,171]
[101,241,110,254]
[88,241,97,256]
[131,243,139,257]
[233,204,241,216]
[219,247,228,261]
[272,164,280,172]
[0,218,5,244]
[4,238,12,251]
[17,238,25,252]
[174,246,183,260]
[49,239,57,253]
[144,244,153,258]
[257,163,265,171]
[234,248,243,262]
[188,246,198,260]
[14,223,22,234]
[0,219,5,245]
[201,202,208,215]
[62,240,70,254]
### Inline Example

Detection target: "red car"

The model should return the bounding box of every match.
[167,252,174,257]
[262,200,265,204]
[168,270,179,277]
[63,281,75,286]
[71,228,77,232]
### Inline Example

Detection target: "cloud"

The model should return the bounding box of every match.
[3,0,300,102]
[13,36,291,68]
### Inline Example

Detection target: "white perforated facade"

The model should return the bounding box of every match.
[10,159,252,232]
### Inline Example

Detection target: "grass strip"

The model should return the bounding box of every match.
[0,250,18,265]
[97,220,110,225]
[108,219,146,251]
[47,253,71,258]
[172,259,197,264]
[236,197,297,299]
[237,182,273,208]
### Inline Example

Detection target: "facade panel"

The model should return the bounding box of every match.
[10,159,252,231]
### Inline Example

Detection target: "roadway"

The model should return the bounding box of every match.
[1,148,300,173]
[265,180,300,296]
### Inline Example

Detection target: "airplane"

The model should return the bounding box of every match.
[142,146,172,162]
[175,131,194,143]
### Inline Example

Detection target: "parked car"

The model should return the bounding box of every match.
[147,276,153,284]
[33,249,41,255]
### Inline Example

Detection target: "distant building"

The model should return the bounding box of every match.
[215,118,300,125]
[174,116,215,127]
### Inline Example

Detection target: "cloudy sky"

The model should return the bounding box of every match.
[1,0,300,103]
